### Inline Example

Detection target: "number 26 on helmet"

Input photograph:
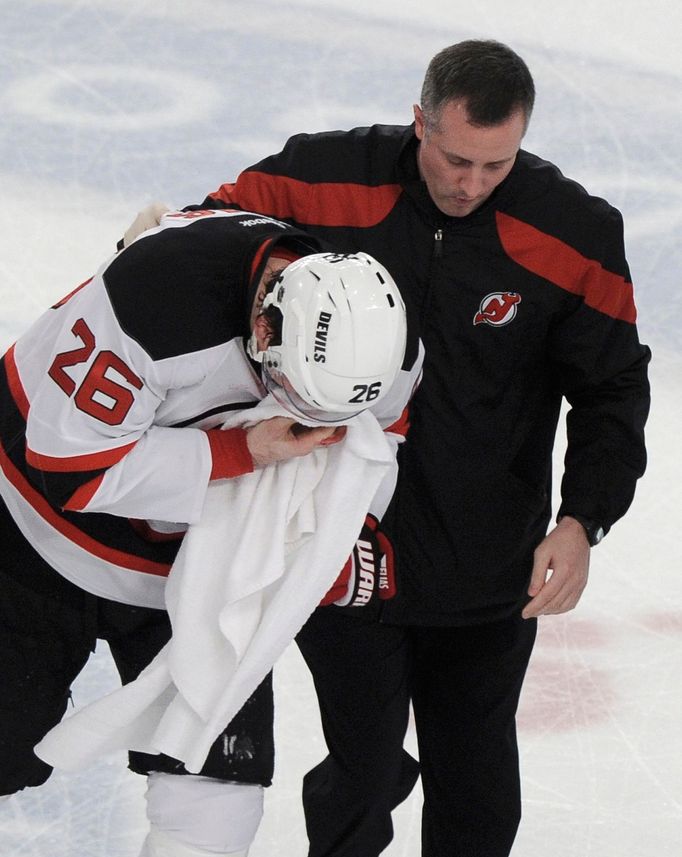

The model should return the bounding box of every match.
[248,252,407,423]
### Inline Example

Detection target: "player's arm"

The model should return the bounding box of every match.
[555,208,650,537]
[199,133,317,224]
[119,135,320,248]
[18,290,244,525]
[19,271,335,528]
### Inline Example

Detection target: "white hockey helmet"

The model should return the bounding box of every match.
[249,252,407,422]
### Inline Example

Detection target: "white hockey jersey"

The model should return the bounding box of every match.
[0,209,420,607]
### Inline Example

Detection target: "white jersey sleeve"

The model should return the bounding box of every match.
[15,268,246,525]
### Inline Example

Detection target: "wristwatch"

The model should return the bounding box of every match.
[561,514,605,547]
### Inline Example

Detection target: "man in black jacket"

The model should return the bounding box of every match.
[124,39,650,857]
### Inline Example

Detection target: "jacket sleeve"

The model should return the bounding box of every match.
[197,129,402,235]
[552,207,651,534]
[198,134,315,227]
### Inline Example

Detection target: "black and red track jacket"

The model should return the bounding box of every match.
[197,123,651,625]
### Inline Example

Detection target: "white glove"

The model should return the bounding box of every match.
[122,201,170,247]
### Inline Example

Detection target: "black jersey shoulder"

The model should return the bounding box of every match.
[499,151,626,261]
[103,213,318,360]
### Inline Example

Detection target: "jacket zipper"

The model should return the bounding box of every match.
[434,227,443,257]
[419,227,444,325]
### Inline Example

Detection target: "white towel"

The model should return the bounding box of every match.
[36,397,394,774]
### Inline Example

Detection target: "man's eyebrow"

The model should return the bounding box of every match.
[444,151,515,166]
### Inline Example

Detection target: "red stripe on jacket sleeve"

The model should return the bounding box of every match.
[496,211,637,323]
[26,440,138,472]
[210,173,402,228]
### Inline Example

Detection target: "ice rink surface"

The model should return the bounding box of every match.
[1,1,680,854]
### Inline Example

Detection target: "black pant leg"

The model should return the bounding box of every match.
[102,600,276,786]
[101,600,173,686]
[410,615,537,857]
[296,606,418,857]
[0,502,95,793]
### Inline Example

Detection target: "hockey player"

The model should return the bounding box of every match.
[0,207,417,857]
[121,39,651,856]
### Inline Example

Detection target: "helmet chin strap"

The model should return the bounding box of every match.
[247,284,284,365]
[246,330,264,363]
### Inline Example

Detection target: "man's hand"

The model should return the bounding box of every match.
[321,515,396,607]
[122,202,170,248]
[245,417,346,468]
[522,516,590,619]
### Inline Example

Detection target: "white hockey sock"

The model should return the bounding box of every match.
[139,826,250,857]
[139,772,263,856]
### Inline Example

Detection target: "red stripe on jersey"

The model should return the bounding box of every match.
[4,345,30,420]
[26,440,137,473]
[207,426,254,480]
[63,473,105,511]
[52,276,94,309]
[269,247,301,264]
[0,442,171,577]
[250,238,274,281]
[249,237,302,283]
[384,406,411,439]
[210,173,402,228]
[496,211,637,323]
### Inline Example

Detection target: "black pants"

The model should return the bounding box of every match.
[297,605,537,857]
[0,498,274,795]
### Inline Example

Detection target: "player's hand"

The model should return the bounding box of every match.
[522,516,590,619]
[321,514,396,607]
[246,417,346,468]
[121,202,170,248]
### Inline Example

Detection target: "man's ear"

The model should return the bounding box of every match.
[413,104,426,140]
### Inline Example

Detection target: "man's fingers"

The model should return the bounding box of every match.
[319,426,347,445]
[523,570,584,618]
[247,417,347,466]
[290,423,346,446]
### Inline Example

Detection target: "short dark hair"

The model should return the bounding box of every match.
[420,40,535,130]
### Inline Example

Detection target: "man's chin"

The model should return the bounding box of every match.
[434,196,476,217]
[438,197,480,217]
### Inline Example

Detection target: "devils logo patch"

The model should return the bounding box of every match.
[473,292,521,327]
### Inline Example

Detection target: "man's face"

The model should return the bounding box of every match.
[249,255,291,333]
[414,99,526,217]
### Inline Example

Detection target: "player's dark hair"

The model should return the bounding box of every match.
[420,40,535,130]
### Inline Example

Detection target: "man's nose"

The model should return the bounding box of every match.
[457,168,486,198]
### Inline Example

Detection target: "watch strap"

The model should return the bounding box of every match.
[560,514,605,546]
